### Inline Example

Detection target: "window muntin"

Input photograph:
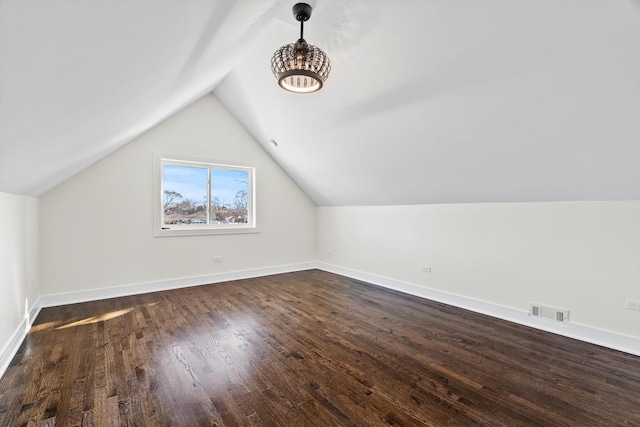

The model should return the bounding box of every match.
[155,155,257,236]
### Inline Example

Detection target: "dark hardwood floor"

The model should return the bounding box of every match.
[1,270,639,426]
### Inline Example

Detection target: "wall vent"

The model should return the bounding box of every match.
[529,303,569,323]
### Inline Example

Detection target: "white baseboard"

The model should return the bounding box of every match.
[316,262,640,357]
[0,301,43,379]
[38,262,316,308]
[0,318,29,380]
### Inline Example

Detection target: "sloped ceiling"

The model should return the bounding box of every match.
[1,0,638,205]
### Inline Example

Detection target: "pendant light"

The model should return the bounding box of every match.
[270,3,331,93]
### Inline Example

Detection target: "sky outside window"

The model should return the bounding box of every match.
[163,165,207,203]
[163,164,248,206]
[211,168,249,204]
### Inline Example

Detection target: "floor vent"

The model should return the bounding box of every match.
[529,303,569,323]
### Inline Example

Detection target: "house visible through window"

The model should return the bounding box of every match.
[155,155,257,236]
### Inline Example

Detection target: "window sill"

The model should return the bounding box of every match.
[154,225,260,237]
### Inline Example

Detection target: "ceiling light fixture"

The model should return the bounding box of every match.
[270,3,331,93]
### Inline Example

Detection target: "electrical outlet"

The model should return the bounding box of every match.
[626,300,640,311]
[422,266,431,273]
[213,256,222,263]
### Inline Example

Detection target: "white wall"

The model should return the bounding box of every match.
[40,95,316,296]
[0,192,39,365]
[317,201,640,339]
[5,92,638,362]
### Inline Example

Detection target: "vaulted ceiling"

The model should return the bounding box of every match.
[1,0,638,205]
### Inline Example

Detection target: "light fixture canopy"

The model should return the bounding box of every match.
[271,3,331,93]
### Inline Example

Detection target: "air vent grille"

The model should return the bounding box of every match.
[529,303,569,323]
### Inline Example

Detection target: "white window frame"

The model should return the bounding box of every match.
[154,153,259,237]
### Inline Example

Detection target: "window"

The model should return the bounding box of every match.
[154,154,258,236]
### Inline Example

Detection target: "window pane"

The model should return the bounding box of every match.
[163,164,208,225]
[210,168,249,224]
[156,155,257,236]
